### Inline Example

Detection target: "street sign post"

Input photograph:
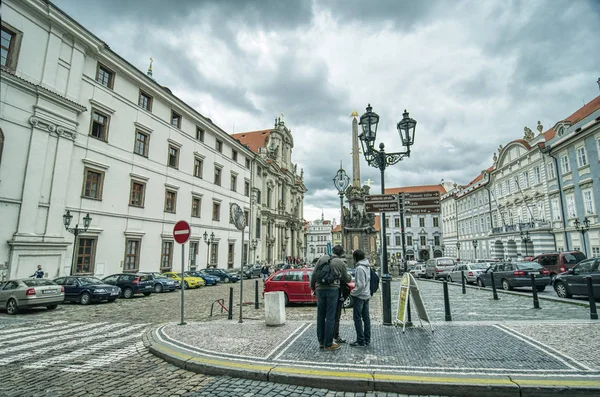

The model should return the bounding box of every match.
[400,191,441,214]
[173,220,191,326]
[365,194,399,213]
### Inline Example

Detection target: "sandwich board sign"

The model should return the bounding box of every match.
[396,273,433,333]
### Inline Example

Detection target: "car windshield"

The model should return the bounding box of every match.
[154,273,167,279]
[23,279,55,286]
[516,262,543,270]
[564,252,586,264]
[78,277,103,285]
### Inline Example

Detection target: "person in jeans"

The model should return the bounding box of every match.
[260,264,269,282]
[350,249,371,347]
[310,245,351,351]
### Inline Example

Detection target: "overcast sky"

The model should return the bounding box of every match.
[53,0,600,224]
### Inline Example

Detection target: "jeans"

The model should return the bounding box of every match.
[316,288,339,347]
[352,297,371,345]
[333,296,342,339]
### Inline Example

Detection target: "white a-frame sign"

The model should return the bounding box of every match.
[395,273,433,333]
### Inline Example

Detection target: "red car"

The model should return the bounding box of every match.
[264,268,355,307]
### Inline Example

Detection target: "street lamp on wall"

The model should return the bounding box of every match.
[203,231,215,268]
[520,230,531,257]
[358,104,417,326]
[573,217,591,256]
[63,210,92,276]
[333,165,351,250]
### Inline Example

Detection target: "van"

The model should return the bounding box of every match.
[425,257,456,279]
[532,251,586,281]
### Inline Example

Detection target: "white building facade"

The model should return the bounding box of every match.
[0,0,255,280]
[306,215,332,263]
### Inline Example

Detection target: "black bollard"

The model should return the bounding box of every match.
[228,287,234,320]
[531,274,540,309]
[443,281,452,321]
[586,276,598,320]
[461,270,466,294]
[407,295,412,325]
[255,279,259,310]
[490,272,499,300]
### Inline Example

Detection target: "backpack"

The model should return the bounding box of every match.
[369,268,380,296]
[314,257,338,285]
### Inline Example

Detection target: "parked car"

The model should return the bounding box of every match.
[410,265,427,278]
[264,268,355,308]
[425,257,456,279]
[0,278,64,314]
[102,273,154,298]
[185,271,220,286]
[532,251,586,281]
[204,268,240,283]
[53,276,120,304]
[447,263,489,284]
[139,272,179,293]
[476,261,550,291]
[347,267,357,280]
[162,272,205,289]
[243,264,262,279]
[553,258,600,299]
[437,265,455,281]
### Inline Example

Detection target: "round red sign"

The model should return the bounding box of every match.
[173,220,191,244]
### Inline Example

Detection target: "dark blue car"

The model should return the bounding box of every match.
[185,271,220,286]
[54,276,121,305]
[140,272,179,293]
[203,268,240,283]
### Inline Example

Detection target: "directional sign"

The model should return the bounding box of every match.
[365,201,399,213]
[365,194,397,203]
[403,191,440,199]
[405,207,440,214]
[173,220,191,244]
[405,198,440,206]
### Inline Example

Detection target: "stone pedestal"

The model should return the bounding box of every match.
[264,291,286,326]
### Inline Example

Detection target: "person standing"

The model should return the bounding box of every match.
[310,245,351,351]
[350,249,371,347]
[31,265,44,278]
[260,264,269,282]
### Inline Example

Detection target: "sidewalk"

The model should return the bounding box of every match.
[146,282,600,396]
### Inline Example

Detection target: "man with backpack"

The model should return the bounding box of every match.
[310,245,351,351]
[350,249,372,347]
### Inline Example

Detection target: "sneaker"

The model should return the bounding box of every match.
[319,344,324,349]
[324,343,341,351]
[335,337,347,344]
[350,341,366,347]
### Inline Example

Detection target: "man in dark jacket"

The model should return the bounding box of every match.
[310,245,351,351]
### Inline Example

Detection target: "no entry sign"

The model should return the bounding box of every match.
[173,220,191,244]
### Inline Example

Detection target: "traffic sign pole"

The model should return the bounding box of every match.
[173,220,191,326]
[180,243,185,325]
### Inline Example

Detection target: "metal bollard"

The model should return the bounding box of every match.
[586,276,598,320]
[228,287,234,320]
[407,295,412,325]
[490,272,499,300]
[255,279,259,310]
[461,270,466,294]
[531,274,540,309]
[443,281,452,321]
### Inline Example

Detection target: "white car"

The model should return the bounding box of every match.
[410,265,427,278]
[447,263,490,284]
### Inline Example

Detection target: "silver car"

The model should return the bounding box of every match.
[447,263,490,284]
[0,278,65,315]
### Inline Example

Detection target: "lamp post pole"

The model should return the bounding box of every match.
[203,231,215,268]
[456,241,461,261]
[358,104,417,325]
[333,166,350,251]
[63,210,92,276]
[472,240,478,260]
[574,218,590,257]
[520,230,531,257]
[251,238,258,263]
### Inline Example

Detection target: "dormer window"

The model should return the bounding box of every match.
[558,126,565,137]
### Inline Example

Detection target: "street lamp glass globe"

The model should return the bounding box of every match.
[83,213,92,230]
[210,232,215,241]
[359,103,379,141]
[63,210,73,229]
[397,109,417,147]
[203,231,208,242]
[333,167,350,193]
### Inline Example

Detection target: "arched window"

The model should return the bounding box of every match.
[0,128,4,167]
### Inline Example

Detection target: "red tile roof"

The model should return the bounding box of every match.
[385,184,447,195]
[466,165,494,187]
[544,95,600,141]
[332,225,342,232]
[230,129,271,153]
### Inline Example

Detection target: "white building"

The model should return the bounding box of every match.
[306,214,332,263]
[0,0,256,279]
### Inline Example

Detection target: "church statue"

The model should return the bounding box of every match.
[493,152,498,163]
[537,121,543,135]
[523,126,534,141]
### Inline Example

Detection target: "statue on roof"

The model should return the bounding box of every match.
[493,152,498,163]
[537,121,543,135]
[524,126,534,141]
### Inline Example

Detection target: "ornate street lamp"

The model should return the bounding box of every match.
[333,165,351,250]
[456,241,461,260]
[203,231,215,268]
[574,218,591,256]
[63,210,92,276]
[520,230,531,257]
[358,104,417,325]
[251,238,258,263]
[472,240,478,260]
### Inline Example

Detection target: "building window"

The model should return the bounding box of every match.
[537,201,545,221]
[90,110,109,142]
[194,157,203,178]
[189,242,198,271]
[214,166,222,186]
[506,180,511,194]
[161,241,173,270]
[419,217,425,227]
[385,218,389,228]
[420,236,426,246]
[244,210,249,227]
[212,201,221,221]
[171,111,181,128]
[560,155,570,174]
[583,190,594,215]
[255,218,261,238]
[406,236,413,246]
[82,168,104,200]
[96,63,114,88]
[245,158,251,168]
[394,218,400,228]
[267,187,272,208]
[1,24,22,70]
[433,217,439,227]
[434,236,440,246]
[257,165,262,176]
[75,237,97,274]
[210,242,218,266]
[566,194,576,218]
[232,150,238,161]
[533,166,541,184]
[216,139,223,153]
[192,196,201,217]
[576,146,588,168]
[522,172,529,188]
[138,90,152,111]
[406,217,412,227]
[164,189,177,213]
[230,174,237,191]
[244,181,250,197]
[386,235,390,245]
[168,145,179,168]
[228,243,235,268]
[124,239,141,271]
[592,247,600,258]
[129,180,146,207]
[395,235,401,245]
[547,162,556,180]
[134,130,149,157]
[196,127,204,142]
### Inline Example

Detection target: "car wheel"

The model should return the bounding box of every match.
[554,281,572,298]
[80,292,91,305]
[448,276,453,283]
[501,279,512,291]
[343,296,353,309]
[6,299,18,315]
[284,293,290,307]
[143,292,151,297]
[477,278,485,287]
[536,286,546,292]
[224,277,230,283]
[154,284,163,293]
[123,288,134,299]
[46,304,58,310]
[184,281,189,289]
